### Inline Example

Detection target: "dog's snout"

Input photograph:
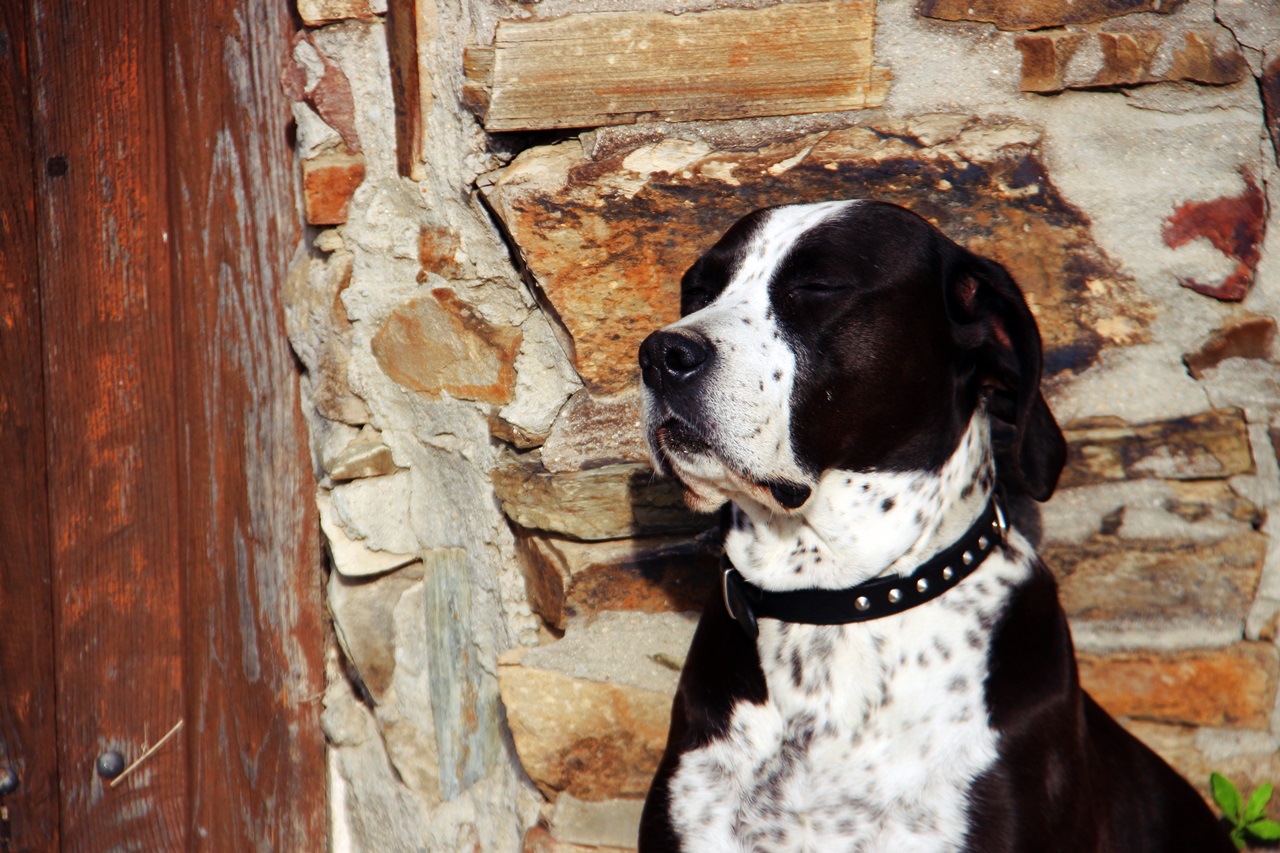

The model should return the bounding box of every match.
[640,331,712,389]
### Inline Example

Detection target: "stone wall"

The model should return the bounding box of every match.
[281,0,1280,849]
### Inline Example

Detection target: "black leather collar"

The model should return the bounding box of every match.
[722,494,1007,639]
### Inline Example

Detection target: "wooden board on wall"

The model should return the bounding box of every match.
[31,0,189,847]
[464,1,890,131]
[0,0,60,848]
[161,0,328,846]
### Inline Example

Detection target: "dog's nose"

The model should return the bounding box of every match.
[639,330,712,389]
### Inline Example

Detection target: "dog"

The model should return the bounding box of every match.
[636,200,1232,853]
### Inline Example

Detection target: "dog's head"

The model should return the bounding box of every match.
[639,200,1065,514]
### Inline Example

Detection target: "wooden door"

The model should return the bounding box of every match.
[0,0,327,849]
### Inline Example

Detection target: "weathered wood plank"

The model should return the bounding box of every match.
[31,0,189,847]
[467,1,889,131]
[0,0,60,847]
[161,0,328,847]
[388,0,432,180]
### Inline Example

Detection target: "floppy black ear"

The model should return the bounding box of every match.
[947,251,1066,502]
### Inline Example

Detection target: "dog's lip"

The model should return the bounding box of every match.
[651,417,812,512]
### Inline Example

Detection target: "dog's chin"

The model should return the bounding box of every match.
[650,422,811,514]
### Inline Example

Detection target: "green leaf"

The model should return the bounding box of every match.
[1247,818,1280,841]
[1245,782,1273,824]
[1213,773,1243,823]
[1229,826,1246,851]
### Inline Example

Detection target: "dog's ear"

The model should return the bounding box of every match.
[946,250,1066,502]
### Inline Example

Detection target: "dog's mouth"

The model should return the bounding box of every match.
[650,418,812,513]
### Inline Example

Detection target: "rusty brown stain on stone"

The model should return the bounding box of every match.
[302,153,366,226]
[371,288,521,403]
[485,123,1148,394]
[917,0,1182,31]
[418,225,466,280]
[1163,170,1267,302]
[1167,30,1250,86]
[281,32,362,154]
[1184,314,1277,378]
[1015,33,1085,93]
[1092,31,1163,88]
[1059,408,1254,488]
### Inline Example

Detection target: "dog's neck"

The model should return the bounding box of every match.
[724,413,996,592]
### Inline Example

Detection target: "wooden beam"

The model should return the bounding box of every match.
[162,0,328,847]
[0,0,59,847]
[31,0,189,846]
[465,1,889,132]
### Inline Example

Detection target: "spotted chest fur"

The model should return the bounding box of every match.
[667,543,1033,853]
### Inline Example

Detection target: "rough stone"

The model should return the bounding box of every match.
[1264,56,1280,167]
[1017,28,1248,93]
[483,120,1149,393]
[1162,169,1267,301]
[1079,643,1279,727]
[1184,314,1277,378]
[491,456,711,541]
[283,33,362,154]
[523,825,633,853]
[1046,524,1265,643]
[1059,409,1254,489]
[303,152,367,225]
[371,288,522,404]
[544,794,645,849]
[319,490,419,578]
[330,470,421,555]
[494,311,583,449]
[498,663,671,800]
[916,0,1182,31]
[498,612,694,800]
[299,0,383,27]
[423,548,504,800]
[1015,32,1086,94]
[328,565,421,701]
[418,224,469,281]
[285,248,371,425]
[325,424,401,480]
[513,531,717,630]
[540,391,650,473]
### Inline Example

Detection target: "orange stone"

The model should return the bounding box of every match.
[1079,643,1279,727]
[302,152,365,225]
[371,288,521,403]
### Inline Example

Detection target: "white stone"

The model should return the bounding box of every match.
[319,490,419,578]
[498,310,582,441]
[330,471,421,555]
[547,794,646,848]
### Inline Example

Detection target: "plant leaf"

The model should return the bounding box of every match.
[1213,772,1243,823]
[1247,818,1280,841]
[1245,782,1273,823]
[1229,826,1246,851]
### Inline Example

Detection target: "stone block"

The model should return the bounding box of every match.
[492,456,712,541]
[298,0,382,26]
[483,121,1148,394]
[918,0,1181,30]
[514,531,717,630]
[499,612,692,800]
[324,425,400,481]
[328,566,421,702]
[302,152,365,225]
[1059,409,1254,489]
[423,548,503,800]
[1045,526,1265,640]
[1265,56,1280,168]
[544,794,645,849]
[523,825,634,853]
[540,391,650,473]
[371,288,522,404]
[319,490,419,578]
[1079,643,1279,727]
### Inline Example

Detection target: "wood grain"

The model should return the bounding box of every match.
[0,0,60,847]
[161,0,328,847]
[31,0,189,848]
[466,1,889,131]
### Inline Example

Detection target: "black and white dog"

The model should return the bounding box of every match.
[636,200,1232,853]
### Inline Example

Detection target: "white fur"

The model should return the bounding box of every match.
[667,417,1032,853]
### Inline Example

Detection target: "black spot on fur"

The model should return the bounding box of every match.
[882,497,895,512]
